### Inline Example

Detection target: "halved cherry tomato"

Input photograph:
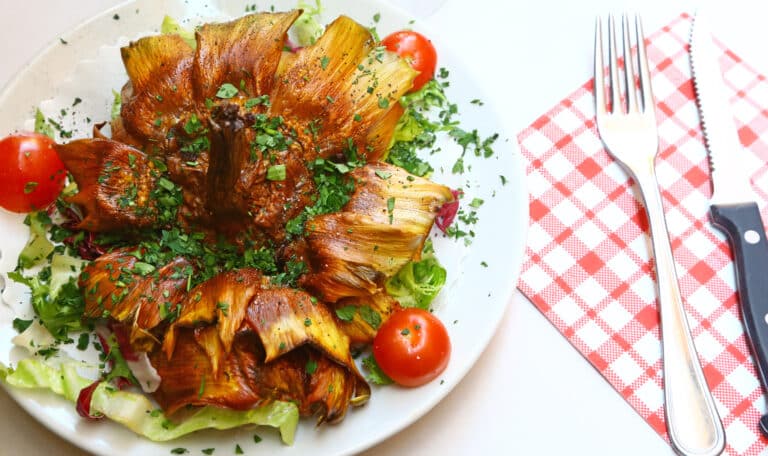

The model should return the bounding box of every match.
[373,307,451,387]
[0,133,66,213]
[381,30,437,92]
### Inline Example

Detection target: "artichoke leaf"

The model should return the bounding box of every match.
[269,15,417,161]
[163,268,264,359]
[333,292,401,345]
[303,212,426,302]
[194,11,301,101]
[55,139,161,232]
[120,34,195,141]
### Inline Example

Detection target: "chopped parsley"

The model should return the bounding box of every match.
[266,164,287,181]
[335,305,357,322]
[12,318,33,333]
[215,83,239,99]
[358,306,381,329]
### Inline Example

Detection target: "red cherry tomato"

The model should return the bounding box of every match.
[0,133,66,213]
[381,30,437,92]
[373,308,451,387]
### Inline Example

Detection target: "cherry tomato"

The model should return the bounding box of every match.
[0,133,66,213]
[373,307,451,387]
[381,30,437,92]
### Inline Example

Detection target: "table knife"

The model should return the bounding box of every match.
[690,9,768,437]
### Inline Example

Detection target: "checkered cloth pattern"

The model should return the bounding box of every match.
[517,13,768,455]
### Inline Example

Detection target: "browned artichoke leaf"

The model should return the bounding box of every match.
[346,162,453,227]
[151,329,361,421]
[130,256,193,351]
[303,212,426,302]
[306,354,359,424]
[80,248,143,320]
[334,292,401,345]
[269,15,417,161]
[120,33,195,141]
[243,287,371,408]
[302,162,451,303]
[162,269,264,359]
[244,287,349,365]
[151,329,265,415]
[193,11,300,101]
[81,249,191,351]
[55,139,160,232]
[193,325,226,379]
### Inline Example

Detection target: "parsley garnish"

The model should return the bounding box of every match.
[358,306,381,329]
[266,164,287,181]
[12,318,33,333]
[335,306,357,321]
[215,83,238,99]
[23,182,38,194]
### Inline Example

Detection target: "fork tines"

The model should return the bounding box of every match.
[594,14,654,116]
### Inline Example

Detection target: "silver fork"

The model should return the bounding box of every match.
[594,15,725,456]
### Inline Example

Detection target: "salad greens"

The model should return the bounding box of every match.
[161,16,197,48]
[10,213,87,340]
[385,257,447,310]
[0,358,298,444]
[292,0,324,46]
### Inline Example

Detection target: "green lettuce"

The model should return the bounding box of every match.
[8,269,85,340]
[17,212,54,269]
[385,257,447,309]
[0,358,298,444]
[291,0,324,46]
[161,16,197,49]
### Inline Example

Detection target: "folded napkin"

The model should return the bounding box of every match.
[517,13,768,456]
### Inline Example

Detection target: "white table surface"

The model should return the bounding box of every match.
[1,0,765,454]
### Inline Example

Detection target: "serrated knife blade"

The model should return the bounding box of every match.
[691,9,768,438]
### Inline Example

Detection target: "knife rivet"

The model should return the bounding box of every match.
[745,230,761,245]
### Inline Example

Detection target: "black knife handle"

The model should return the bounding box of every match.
[711,202,768,391]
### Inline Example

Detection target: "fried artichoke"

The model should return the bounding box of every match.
[54,9,452,427]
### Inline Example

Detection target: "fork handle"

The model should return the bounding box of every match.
[634,169,726,456]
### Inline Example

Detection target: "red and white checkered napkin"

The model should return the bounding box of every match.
[517,13,768,455]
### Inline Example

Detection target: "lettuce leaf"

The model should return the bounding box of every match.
[17,212,54,269]
[0,358,299,444]
[385,257,447,309]
[290,0,324,46]
[161,16,197,49]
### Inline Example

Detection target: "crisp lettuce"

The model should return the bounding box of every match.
[111,89,122,120]
[9,269,85,340]
[17,212,54,269]
[161,16,197,49]
[11,211,88,340]
[0,358,299,444]
[385,257,447,309]
[290,0,324,46]
[385,80,451,176]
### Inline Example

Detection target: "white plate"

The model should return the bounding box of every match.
[0,0,527,454]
